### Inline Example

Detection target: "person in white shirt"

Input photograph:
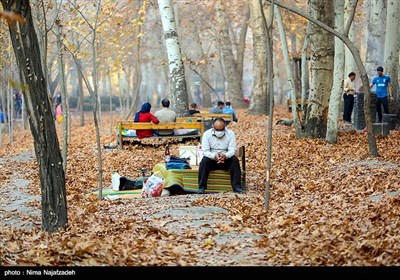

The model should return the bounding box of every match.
[154,99,177,136]
[343,72,357,124]
[197,118,244,194]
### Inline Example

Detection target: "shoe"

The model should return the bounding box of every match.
[197,188,206,194]
[233,187,245,194]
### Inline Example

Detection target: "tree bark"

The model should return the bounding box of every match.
[1,0,67,232]
[365,0,386,78]
[326,0,345,144]
[56,21,69,171]
[249,0,268,115]
[344,0,357,76]
[158,0,189,117]
[304,0,334,138]
[384,0,400,114]
[216,0,243,108]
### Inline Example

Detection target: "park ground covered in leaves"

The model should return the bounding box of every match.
[0,105,399,266]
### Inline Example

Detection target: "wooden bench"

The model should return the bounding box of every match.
[194,113,234,123]
[177,113,234,123]
[116,121,205,149]
[176,117,200,123]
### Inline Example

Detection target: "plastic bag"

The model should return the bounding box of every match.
[112,171,121,191]
[196,144,203,165]
[141,171,164,198]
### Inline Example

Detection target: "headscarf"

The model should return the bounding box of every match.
[134,102,151,122]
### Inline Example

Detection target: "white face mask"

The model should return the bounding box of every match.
[213,129,225,138]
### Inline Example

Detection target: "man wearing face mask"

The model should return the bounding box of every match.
[197,118,244,194]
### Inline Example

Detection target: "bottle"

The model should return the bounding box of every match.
[164,145,171,162]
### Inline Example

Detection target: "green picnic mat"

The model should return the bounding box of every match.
[152,163,232,193]
[94,187,142,199]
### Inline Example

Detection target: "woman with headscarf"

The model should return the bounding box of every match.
[134,102,159,139]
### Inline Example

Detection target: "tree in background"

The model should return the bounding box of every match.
[384,0,400,114]
[249,0,269,115]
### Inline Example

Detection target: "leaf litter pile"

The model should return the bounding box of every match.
[0,105,399,266]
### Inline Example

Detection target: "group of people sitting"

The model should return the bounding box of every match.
[209,100,238,122]
[134,99,177,139]
[133,99,244,194]
[134,99,239,139]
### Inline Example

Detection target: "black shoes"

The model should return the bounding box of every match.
[233,187,245,194]
[197,188,206,194]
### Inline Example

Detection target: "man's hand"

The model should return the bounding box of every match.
[215,152,225,164]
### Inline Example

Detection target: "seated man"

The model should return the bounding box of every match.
[189,102,200,115]
[197,117,244,194]
[222,101,238,124]
[209,101,224,113]
[155,98,177,136]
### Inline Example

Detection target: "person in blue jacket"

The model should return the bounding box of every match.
[222,101,238,125]
[370,66,392,122]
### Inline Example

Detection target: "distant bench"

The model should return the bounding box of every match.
[177,113,234,130]
[195,113,234,124]
[116,121,205,149]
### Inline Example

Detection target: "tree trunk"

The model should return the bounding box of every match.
[300,23,310,113]
[249,0,268,115]
[77,58,85,126]
[236,3,250,92]
[1,0,67,232]
[344,0,357,76]
[56,21,69,171]
[384,0,400,114]
[191,25,212,108]
[216,0,243,108]
[326,0,345,144]
[260,0,274,211]
[158,0,189,116]
[365,0,386,78]
[275,7,302,137]
[304,0,334,138]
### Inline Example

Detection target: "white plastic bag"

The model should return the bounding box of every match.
[196,144,203,165]
[141,171,164,198]
[112,171,121,191]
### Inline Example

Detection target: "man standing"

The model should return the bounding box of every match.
[197,118,244,194]
[370,66,392,122]
[154,98,177,136]
[343,72,357,124]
